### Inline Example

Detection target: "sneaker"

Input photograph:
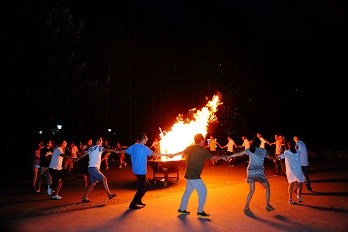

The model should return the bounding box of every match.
[119,166,122,168]
[288,199,295,204]
[243,208,253,215]
[52,195,62,200]
[124,163,127,167]
[266,205,275,212]
[129,205,142,210]
[47,187,52,196]
[137,202,146,207]
[197,211,210,217]
[178,209,190,215]
[108,193,117,200]
[35,189,41,193]
[296,195,303,203]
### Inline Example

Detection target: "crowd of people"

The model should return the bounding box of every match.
[31,132,311,216]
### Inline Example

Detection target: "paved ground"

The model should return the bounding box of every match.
[1,156,347,232]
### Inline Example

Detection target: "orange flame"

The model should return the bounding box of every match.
[159,94,222,161]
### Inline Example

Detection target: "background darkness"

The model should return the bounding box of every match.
[3,1,347,163]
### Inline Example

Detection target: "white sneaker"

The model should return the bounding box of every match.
[47,187,52,195]
[52,195,62,200]
[296,195,303,203]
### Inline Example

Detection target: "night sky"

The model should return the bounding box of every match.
[4,1,347,159]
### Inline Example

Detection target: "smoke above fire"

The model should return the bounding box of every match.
[159,93,222,160]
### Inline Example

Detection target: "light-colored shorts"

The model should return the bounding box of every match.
[88,167,106,184]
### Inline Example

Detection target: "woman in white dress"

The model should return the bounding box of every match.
[278,139,305,204]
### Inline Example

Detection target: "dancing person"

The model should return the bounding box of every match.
[115,142,128,168]
[226,137,276,215]
[101,139,111,170]
[293,135,312,191]
[78,138,92,187]
[205,135,222,165]
[80,137,118,202]
[31,142,42,190]
[256,132,271,149]
[177,133,227,217]
[270,134,286,175]
[64,140,80,177]
[119,133,173,209]
[36,139,54,194]
[277,139,305,204]
[49,139,73,200]
[149,137,160,153]
[221,135,238,166]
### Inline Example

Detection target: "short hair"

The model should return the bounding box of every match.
[194,133,205,144]
[137,133,148,142]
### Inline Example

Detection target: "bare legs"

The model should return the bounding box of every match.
[119,153,127,168]
[289,181,303,203]
[82,177,115,201]
[260,181,274,211]
[244,181,274,214]
[288,182,295,201]
[244,182,255,211]
[82,174,89,187]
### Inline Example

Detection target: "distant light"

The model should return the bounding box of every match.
[39,130,43,134]
[57,125,62,130]
[108,128,112,132]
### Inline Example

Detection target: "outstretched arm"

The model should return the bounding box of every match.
[211,155,228,161]
[226,150,247,159]
[152,151,181,158]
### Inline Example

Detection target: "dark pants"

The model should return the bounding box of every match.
[130,174,147,206]
[274,154,286,175]
[302,166,311,188]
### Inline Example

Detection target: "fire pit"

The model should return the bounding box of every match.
[148,157,185,187]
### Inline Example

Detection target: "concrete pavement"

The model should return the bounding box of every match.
[1,156,347,232]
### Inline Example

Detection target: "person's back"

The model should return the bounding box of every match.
[296,139,309,166]
[184,144,212,179]
[126,142,152,175]
[246,147,267,171]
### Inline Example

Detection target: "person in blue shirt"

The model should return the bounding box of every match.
[120,133,173,209]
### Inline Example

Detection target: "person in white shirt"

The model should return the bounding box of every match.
[240,135,251,149]
[221,135,237,166]
[64,141,80,176]
[49,139,73,200]
[277,139,305,204]
[256,132,271,149]
[80,137,118,202]
[270,134,286,175]
[205,135,222,165]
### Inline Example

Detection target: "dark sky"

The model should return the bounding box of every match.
[4,1,347,154]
